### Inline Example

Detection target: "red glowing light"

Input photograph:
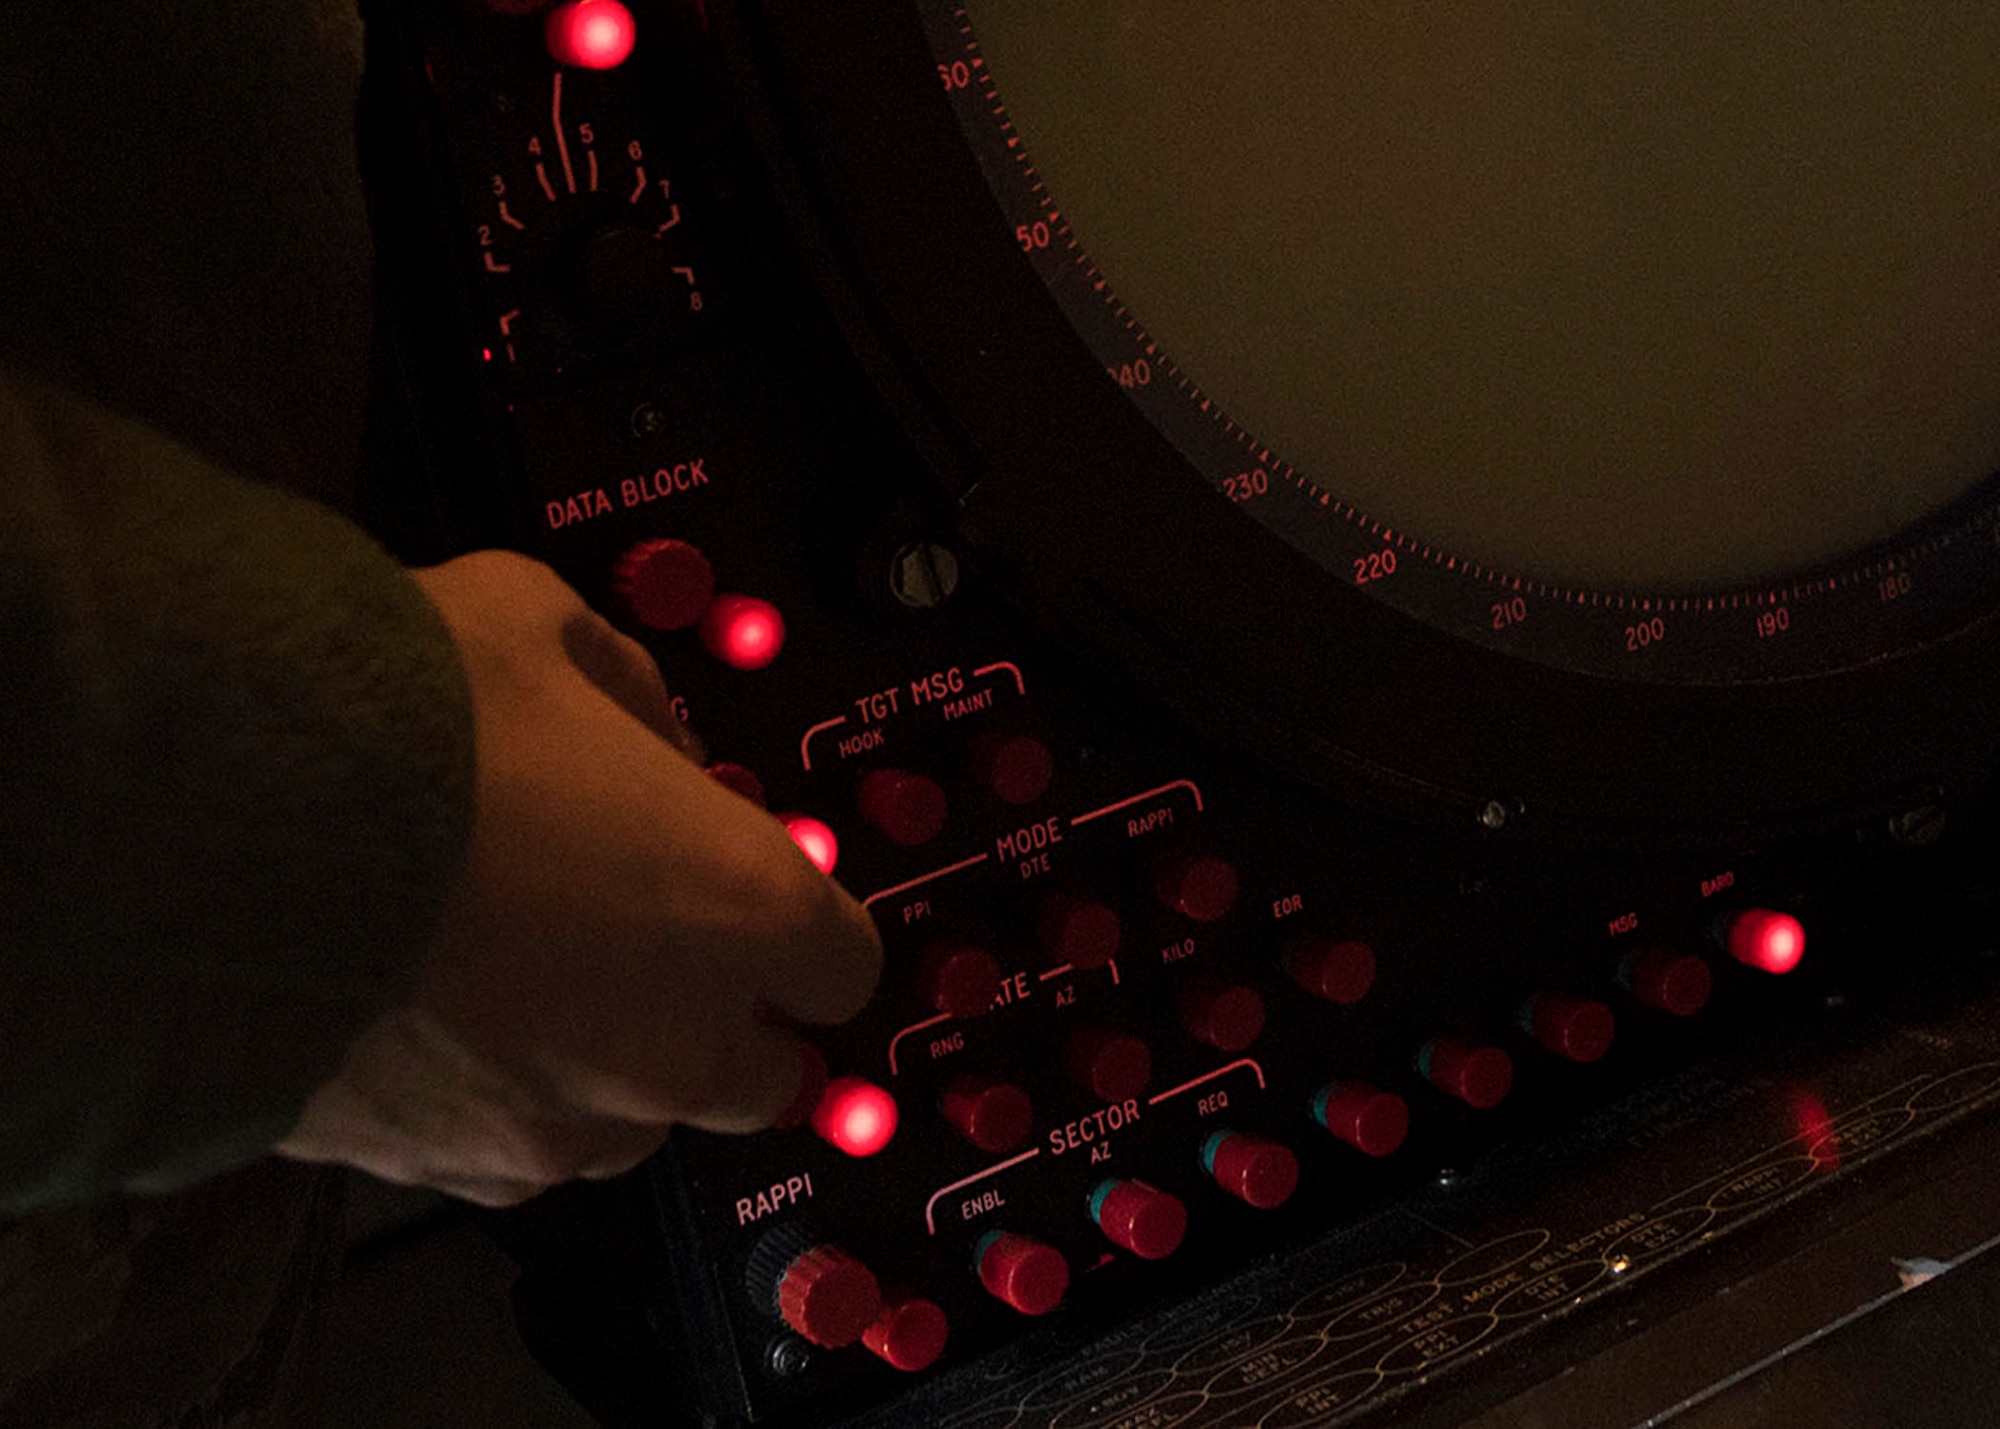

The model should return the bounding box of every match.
[1728,909,1806,975]
[813,1077,899,1157]
[544,0,637,69]
[781,814,839,875]
[699,594,786,670]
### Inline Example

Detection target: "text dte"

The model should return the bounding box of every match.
[735,1172,815,1226]
[999,816,1063,879]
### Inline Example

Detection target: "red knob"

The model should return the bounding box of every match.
[699,594,786,670]
[1181,983,1267,1053]
[774,1246,881,1348]
[1089,1179,1188,1260]
[1420,1038,1513,1109]
[705,762,766,807]
[1724,908,1806,975]
[1524,994,1615,1063]
[1282,934,1377,1006]
[1035,893,1122,970]
[1623,947,1713,1016]
[1312,1081,1409,1157]
[1066,1027,1152,1102]
[857,768,948,847]
[941,1075,1034,1154]
[1202,1131,1300,1210]
[975,1231,1068,1315]
[920,944,1002,1019]
[1153,853,1240,923]
[972,732,1055,805]
[613,537,714,631]
[861,1291,949,1372]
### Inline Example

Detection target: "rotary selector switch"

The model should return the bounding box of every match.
[1312,1081,1410,1157]
[1202,1131,1300,1209]
[748,1230,882,1349]
[971,731,1055,805]
[974,1231,1069,1315]
[1088,1179,1188,1260]
[613,538,714,631]
[1620,947,1714,1016]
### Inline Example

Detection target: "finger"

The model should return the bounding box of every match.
[559,608,703,760]
[757,875,886,1029]
[673,1018,813,1136]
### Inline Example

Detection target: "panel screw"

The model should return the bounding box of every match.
[1887,805,1946,847]
[630,401,670,439]
[765,1335,812,1378]
[1478,800,1509,831]
[890,541,961,609]
[1434,1166,1460,1191]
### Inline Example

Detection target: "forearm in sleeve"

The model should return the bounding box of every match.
[0,373,476,1213]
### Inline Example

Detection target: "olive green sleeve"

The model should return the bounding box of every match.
[0,373,476,1213]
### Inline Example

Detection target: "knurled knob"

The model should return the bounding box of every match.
[941,1075,1034,1154]
[971,731,1055,806]
[1181,983,1267,1053]
[861,1291,949,1372]
[1311,1081,1409,1157]
[1088,1179,1188,1260]
[1282,934,1377,1006]
[1202,1130,1300,1210]
[1523,994,1615,1063]
[1152,852,1240,923]
[612,537,714,631]
[773,1245,882,1349]
[920,944,1002,1019]
[1621,947,1714,1017]
[1035,892,1122,970]
[857,768,948,847]
[1419,1038,1513,1109]
[1065,1027,1153,1102]
[974,1231,1068,1316]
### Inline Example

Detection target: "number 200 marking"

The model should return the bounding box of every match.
[1625,616,1666,651]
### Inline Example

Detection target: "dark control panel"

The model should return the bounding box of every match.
[361,4,1997,1426]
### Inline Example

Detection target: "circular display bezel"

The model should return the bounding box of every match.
[731,0,2000,841]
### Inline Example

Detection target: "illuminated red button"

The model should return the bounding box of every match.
[1419,1038,1513,1109]
[1181,983,1267,1054]
[544,0,637,69]
[1282,934,1377,1006]
[1153,853,1240,923]
[941,1075,1033,1154]
[971,732,1055,805]
[857,768,948,847]
[612,537,714,631]
[705,762,766,807]
[699,594,786,670]
[1202,1131,1300,1210]
[1035,893,1122,970]
[1089,1179,1188,1260]
[921,944,1002,1019]
[1524,994,1616,1064]
[862,1291,949,1372]
[780,814,838,875]
[975,1231,1068,1316]
[774,1245,881,1349]
[811,1077,898,1157]
[1312,1082,1409,1157]
[1622,947,1713,1016]
[1724,908,1807,975]
[1066,1027,1152,1102]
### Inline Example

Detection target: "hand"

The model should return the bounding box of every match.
[276,551,882,1206]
